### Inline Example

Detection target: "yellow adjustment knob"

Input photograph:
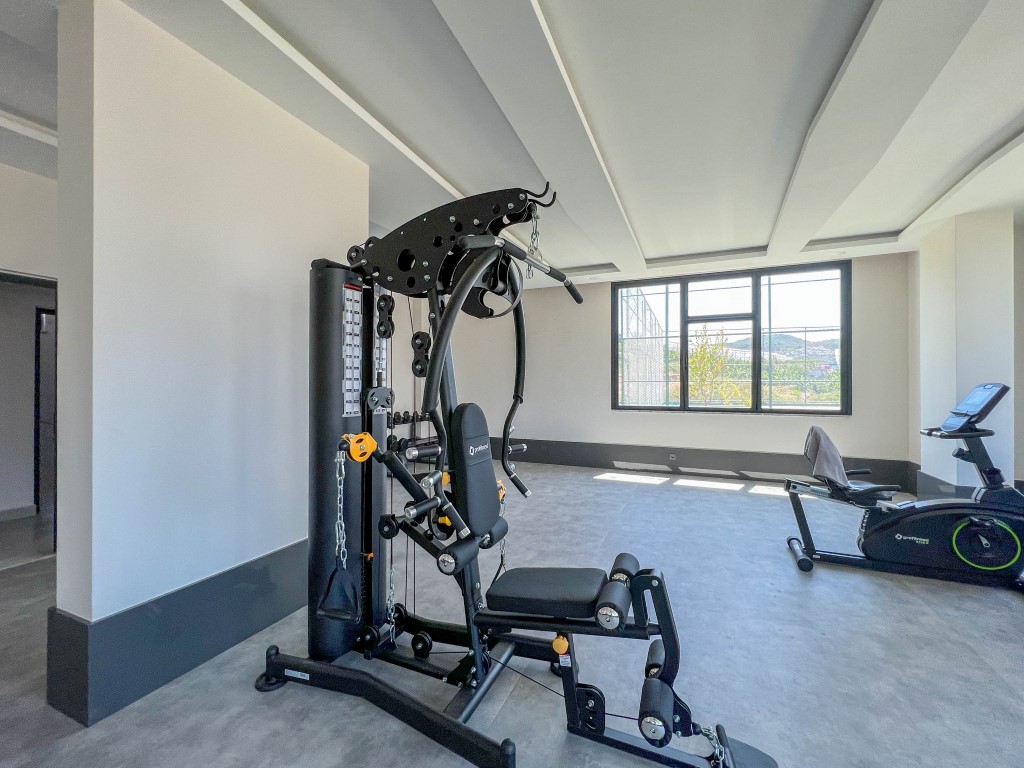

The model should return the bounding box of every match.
[552,635,569,655]
[442,471,451,487]
[497,480,506,502]
[345,433,377,463]
[439,516,451,526]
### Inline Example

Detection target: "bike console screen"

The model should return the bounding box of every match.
[940,382,1009,432]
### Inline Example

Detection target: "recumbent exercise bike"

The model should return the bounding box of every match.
[786,381,1024,589]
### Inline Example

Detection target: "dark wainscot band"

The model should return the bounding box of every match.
[47,540,306,725]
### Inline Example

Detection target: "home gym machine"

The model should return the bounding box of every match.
[786,382,1024,589]
[255,186,777,768]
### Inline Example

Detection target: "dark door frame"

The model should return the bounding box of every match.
[34,307,58,552]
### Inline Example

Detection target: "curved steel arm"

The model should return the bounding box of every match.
[501,265,530,497]
[421,246,502,413]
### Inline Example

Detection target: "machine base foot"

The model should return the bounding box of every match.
[787,537,814,572]
[254,672,287,692]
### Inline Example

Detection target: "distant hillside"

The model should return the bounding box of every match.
[727,333,839,355]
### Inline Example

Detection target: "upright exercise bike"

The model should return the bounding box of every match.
[786,382,1024,589]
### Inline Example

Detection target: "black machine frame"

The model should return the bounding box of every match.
[256,187,776,768]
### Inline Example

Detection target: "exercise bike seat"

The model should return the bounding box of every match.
[804,427,900,505]
[830,479,901,503]
[486,567,607,618]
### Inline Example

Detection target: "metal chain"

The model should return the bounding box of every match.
[700,726,727,767]
[334,449,348,569]
[493,495,508,585]
[526,207,540,279]
[386,544,396,644]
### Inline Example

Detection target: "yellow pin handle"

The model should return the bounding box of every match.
[552,635,569,655]
[497,479,507,502]
[343,432,377,463]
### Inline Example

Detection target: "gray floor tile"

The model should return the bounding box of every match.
[2,463,1022,768]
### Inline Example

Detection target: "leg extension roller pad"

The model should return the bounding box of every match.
[595,580,631,631]
[437,537,480,575]
[638,678,674,747]
[645,638,665,679]
[610,552,641,584]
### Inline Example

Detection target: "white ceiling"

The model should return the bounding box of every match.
[537,0,870,258]
[0,0,57,177]
[818,0,1024,240]
[5,0,1024,282]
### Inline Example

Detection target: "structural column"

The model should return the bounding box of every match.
[916,209,1018,493]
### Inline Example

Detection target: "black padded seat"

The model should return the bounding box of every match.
[486,567,607,618]
[842,480,901,503]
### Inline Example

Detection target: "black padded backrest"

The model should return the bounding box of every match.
[449,403,501,537]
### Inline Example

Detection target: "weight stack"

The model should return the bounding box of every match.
[308,262,370,660]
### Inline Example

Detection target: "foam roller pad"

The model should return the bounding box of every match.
[440,537,480,574]
[480,517,508,549]
[645,638,665,679]
[638,677,674,748]
[610,552,640,581]
[594,580,631,630]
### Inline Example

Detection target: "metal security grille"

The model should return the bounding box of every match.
[617,285,680,407]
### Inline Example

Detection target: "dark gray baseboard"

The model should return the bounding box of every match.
[47,540,306,726]
[0,503,36,522]
[494,437,918,494]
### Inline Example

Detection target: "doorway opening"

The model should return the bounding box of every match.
[35,308,57,552]
[0,273,57,570]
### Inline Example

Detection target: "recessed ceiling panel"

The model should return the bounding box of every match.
[817,0,1024,240]
[538,0,871,258]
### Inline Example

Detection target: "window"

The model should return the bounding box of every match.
[612,262,850,413]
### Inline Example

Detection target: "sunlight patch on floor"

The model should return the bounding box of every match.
[748,484,788,496]
[672,477,745,491]
[593,472,669,485]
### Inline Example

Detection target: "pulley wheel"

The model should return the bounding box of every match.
[412,631,433,659]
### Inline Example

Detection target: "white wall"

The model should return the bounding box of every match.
[0,163,57,279]
[57,0,97,619]
[952,210,1015,486]
[917,220,959,482]
[452,254,910,462]
[1016,211,1024,483]
[0,282,56,514]
[916,211,1017,485]
[907,251,921,465]
[59,0,369,621]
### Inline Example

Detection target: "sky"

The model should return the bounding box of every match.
[630,269,841,336]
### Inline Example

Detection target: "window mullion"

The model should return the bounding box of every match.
[681,278,689,411]
[752,275,762,412]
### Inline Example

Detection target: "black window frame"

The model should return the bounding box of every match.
[611,260,852,415]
